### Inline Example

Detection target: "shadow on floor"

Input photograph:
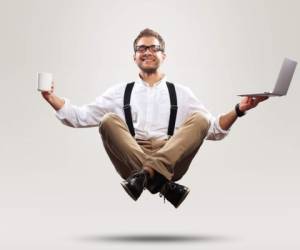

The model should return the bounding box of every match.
[78,233,234,244]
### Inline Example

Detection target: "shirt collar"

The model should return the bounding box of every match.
[135,74,167,88]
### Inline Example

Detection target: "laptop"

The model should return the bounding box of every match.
[238,58,297,97]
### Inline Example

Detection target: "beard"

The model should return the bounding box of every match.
[139,66,158,74]
[137,60,160,74]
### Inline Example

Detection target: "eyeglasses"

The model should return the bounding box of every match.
[134,45,164,53]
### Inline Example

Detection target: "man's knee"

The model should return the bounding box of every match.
[99,112,121,134]
[190,112,210,134]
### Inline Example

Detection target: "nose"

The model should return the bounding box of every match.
[144,48,152,55]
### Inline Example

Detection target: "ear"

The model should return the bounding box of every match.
[133,53,137,62]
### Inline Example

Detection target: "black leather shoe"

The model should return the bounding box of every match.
[121,170,150,201]
[160,182,190,208]
[146,172,168,194]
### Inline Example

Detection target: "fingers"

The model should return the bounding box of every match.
[241,96,252,105]
[248,96,256,105]
[239,95,269,112]
[246,96,252,104]
[41,90,51,95]
[50,81,54,93]
[253,96,269,104]
[258,96,269,102]
[250,96,269,108]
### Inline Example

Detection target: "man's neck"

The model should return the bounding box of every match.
[139,71,165,86]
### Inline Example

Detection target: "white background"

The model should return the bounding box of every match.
[0,0,299,249]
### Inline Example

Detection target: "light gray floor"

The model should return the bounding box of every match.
[1,139,300,250]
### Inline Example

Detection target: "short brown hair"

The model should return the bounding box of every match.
[133,28,165,52]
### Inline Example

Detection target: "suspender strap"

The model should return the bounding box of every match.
[123,82,135,137]
[166,81,178,136]
[123,81,178,138]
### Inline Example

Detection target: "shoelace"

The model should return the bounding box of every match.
[129,170,149,189]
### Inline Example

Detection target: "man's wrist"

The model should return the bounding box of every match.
[235,103,246,117]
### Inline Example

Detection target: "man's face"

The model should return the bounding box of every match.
[133,36,166,74]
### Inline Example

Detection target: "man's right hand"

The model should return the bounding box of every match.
[41,81,65,111]
[41,82,54,102]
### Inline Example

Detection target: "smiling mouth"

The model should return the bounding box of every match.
[142,57,155,61]
[142,59,155,64]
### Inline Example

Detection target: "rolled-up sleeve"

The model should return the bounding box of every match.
[54,85,121,128]
[205,113,229,140]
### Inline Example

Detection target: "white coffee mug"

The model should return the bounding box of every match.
[37,72,53,91]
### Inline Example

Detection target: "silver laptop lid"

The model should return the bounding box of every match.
[273,58,297,95]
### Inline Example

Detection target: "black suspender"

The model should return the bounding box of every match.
[166,82,178,137]
[123,82,135,137]
[123,81,178,137]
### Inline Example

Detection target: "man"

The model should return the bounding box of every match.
[41,28,268,208]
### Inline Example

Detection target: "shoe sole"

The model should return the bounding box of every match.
[121,181,138,201]
[175,187,190,208]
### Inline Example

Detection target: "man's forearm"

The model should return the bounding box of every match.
[219,95,269,131]
[219,109,238,131]
[45,94,65,111]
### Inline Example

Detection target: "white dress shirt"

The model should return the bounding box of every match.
[55,76,229,140]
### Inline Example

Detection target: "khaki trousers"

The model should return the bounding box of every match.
[99,112,209,181]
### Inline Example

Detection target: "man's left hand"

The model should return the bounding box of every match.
[239,96,269,112]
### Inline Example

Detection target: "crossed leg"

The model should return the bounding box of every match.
[99,112,210,181]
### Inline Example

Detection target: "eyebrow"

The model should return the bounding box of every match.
[136,44,160,46]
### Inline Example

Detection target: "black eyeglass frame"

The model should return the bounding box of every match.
[134,45,164,53]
